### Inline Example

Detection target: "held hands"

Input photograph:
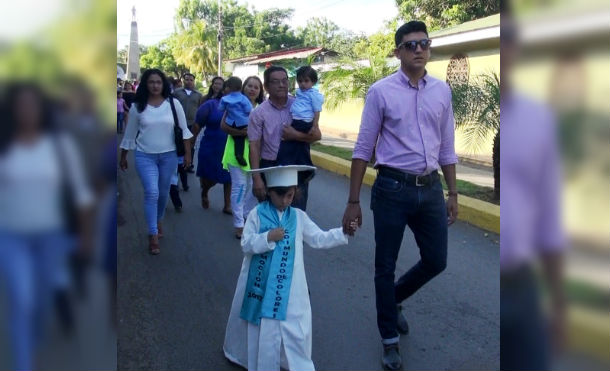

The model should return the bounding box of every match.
[267,227,285,242]
[342,203,362,236]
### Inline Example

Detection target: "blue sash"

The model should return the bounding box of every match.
[240,201,297,325]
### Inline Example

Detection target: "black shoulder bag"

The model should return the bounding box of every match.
[168,96,186,157]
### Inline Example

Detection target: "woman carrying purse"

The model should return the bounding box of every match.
[120,68,193,255]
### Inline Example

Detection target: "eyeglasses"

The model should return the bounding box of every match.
[268,78,289,86]
[398,39,432,52]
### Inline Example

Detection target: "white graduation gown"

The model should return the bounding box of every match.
[223,207,348,371]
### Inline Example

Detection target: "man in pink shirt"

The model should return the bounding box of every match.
[342,21,458,370]
[248,66,321,210]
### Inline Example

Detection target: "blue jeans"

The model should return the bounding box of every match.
[135,151,178,235]
[0,230,74,371]
[117,112,125,133]
[371,170,448,341]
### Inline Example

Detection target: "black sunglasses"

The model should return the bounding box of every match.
[398,39,432,52]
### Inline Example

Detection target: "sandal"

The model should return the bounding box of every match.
[157,223,163,238]
[149,235,160,255]
[222,208,233,215]
[235,227,243,239]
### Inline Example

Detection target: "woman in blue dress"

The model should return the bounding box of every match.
[193,78,232,213]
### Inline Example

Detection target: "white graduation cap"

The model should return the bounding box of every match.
[249,165,316,187]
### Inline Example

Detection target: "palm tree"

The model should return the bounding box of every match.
[172,20,217,80]
[451,71,500,199]
[320,55,395,110]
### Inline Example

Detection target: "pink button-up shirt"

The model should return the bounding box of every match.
[353,69,458,174]
[247,96,295,161]
[500,93,565,270]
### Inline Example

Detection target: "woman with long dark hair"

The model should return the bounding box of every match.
[202,76,225,103]
[119,68,193,255]
[0,82,94,370]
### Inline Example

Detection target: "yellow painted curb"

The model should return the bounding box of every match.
[311,150,610,362]
[311,150,500,234]
[567,306,610,362]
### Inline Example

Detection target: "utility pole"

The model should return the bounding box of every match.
[217,0,222,76]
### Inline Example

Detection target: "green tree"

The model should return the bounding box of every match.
[171,20,217,80]
[326,30,366,59]
[396,0,499,30]
[321,26,396,110]
[174,0,300,59]
[451,71,500,199]
[321,56,395,111]
[140,38,187,78]
[297,17,339,47]
[353,29,395,60]
[117,45,128,64]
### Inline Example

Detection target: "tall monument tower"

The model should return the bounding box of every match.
[126,6,140,81]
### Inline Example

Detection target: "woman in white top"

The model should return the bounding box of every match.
[119,69,193,255]
[0,82,94,371]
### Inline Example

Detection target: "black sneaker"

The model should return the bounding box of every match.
[382,343,402,370]
[397,305,409,334]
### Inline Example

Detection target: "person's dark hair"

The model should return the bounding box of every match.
[182,72,195,79]
[0,82,54,153]
[394,21,428,46]
[263,65,288,88]
[296,66,318,84]
[225,76,242,92]
[134,68,171,113]
[205,76,225,100]
[242,76,265,104]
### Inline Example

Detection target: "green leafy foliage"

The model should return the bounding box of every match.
[321,26,397,111]
[140,39,188,79]
[296,17,339,47]
[451,71,500,152]
[396,0,499,30]
[175,0,300,59]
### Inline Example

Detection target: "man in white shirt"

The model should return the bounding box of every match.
[173,73,203,172]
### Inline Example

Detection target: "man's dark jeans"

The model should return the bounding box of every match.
[371,170,448,340]
[500,265,549,370]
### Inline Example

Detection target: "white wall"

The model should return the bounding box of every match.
[231,64,259,81]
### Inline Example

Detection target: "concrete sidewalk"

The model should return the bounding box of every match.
[319,135,495,189]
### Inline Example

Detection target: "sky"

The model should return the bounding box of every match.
[0,0,65,41]
[117,0,399,49]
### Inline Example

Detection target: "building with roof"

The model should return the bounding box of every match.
[427,13,500,88]
[224,46,338,82]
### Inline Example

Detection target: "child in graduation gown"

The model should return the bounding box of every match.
[223,165,354,371]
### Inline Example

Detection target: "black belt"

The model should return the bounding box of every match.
[377,166,439,187]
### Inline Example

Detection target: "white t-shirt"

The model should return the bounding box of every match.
[120,98,193,153]
[0,134,94,233]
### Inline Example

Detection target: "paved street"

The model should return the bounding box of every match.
[117,155,500,370]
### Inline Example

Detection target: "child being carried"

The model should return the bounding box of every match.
[218,76,253,166]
